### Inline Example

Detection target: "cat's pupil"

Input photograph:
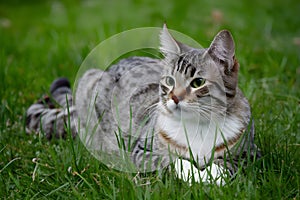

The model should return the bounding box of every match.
[190,78,205,88]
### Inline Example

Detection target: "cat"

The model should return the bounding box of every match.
[26,25,260,185]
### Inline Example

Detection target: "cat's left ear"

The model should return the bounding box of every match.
[208,30,235,70]
[159,24,181,60]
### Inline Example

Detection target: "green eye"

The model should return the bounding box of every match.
[190,78,206,88]
[165,76,175,87]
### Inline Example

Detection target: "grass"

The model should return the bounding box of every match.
[0,0,299,199]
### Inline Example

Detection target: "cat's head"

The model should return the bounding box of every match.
[158,24,239,121]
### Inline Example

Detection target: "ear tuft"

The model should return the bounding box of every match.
[160,24,181,57]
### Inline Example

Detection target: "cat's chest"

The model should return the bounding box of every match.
[156,113,243,163]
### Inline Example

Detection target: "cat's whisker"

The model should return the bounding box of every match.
[143,102,159,116]
[184,107,211,121]
[187,103,226,116]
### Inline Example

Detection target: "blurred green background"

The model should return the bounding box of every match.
[0,0,299,199]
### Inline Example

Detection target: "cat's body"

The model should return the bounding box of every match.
[76,57,166,170]
[26,25,260,184]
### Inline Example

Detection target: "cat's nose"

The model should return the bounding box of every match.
[171,95,179,104]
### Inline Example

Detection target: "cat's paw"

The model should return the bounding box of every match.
[174,158,201,184]
[200,163,227,186]
[174,159,227,186]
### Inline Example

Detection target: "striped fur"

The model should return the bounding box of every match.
[26,26,260,183]
[26,78,77,139]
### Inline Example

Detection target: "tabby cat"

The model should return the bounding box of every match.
[26,25,260,185]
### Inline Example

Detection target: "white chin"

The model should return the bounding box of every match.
[165,101,201,120]
[166,101,179,111]
[166,101,186,118]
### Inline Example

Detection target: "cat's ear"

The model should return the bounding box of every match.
[208,30,235,68]
[159,24,181,59]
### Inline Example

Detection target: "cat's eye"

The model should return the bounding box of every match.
[165,76,175,87]
[190,78,206,88]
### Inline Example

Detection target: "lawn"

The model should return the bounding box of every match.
[0,0,299,199]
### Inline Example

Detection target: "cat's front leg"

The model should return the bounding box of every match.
[199,162,228,186]
[174,158,227,186]
[174,158,201,184]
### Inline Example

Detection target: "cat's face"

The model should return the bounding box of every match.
[158,25,239,122]
[159,51,224,121]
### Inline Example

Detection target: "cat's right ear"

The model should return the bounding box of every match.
[159,24,181,60]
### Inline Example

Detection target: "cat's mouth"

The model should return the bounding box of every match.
[165,100,183,115]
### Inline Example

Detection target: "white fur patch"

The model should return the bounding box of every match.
[174,158,227,186]
[157,102,243,166]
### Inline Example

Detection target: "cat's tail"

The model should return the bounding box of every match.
[26,78,77,139]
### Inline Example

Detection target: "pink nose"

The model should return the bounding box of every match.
[171,95,179,104]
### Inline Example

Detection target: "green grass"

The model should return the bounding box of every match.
[0,0,299,199]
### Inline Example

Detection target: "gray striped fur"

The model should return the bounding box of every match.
[26,27,260,180]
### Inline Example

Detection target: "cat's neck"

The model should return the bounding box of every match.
[156,110,245,165]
